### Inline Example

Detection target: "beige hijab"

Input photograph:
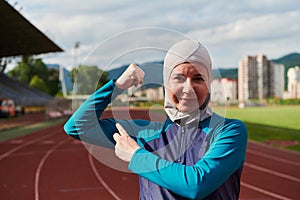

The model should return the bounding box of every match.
[163,40,213,124]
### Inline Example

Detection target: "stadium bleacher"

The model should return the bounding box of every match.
[0,73,53,110]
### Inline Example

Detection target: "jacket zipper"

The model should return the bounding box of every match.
[177,126,185,162]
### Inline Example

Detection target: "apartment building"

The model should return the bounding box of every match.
[287,66,300,99]
[273,63,285,98]
[238,54,284,105]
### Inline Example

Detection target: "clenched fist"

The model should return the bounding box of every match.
[115,63,145,90]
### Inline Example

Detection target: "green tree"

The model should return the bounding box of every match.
[8,56,31,83]
[8,56,61,96]
[47,68,60,96]
[72,65,108,95]
[29,75,49,93]
[31,58,49,82]
[8,56,49,83]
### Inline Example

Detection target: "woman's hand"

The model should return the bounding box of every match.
[113,123,140,162]
[115,63,145,89]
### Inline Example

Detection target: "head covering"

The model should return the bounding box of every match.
[163,39,213,124]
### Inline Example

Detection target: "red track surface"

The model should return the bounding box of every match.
[0,113,46,131]
[1,110,299,200]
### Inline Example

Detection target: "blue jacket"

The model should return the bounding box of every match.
[64,79,248,199]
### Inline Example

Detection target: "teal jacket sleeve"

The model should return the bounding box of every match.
[63,79,164,148]
[129,119,247,199]
[63,79,121,148]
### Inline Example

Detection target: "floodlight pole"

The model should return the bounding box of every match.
[73,41,80,68]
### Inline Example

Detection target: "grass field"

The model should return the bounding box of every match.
[0,118,67,142]
[214,105,300,151]
[220,105,300,130]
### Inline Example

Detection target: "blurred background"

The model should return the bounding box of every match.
[0,1,299,199]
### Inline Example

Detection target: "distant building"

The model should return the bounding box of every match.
[273,63,285,98]
[211,78,237,104]
[59,66,74,97]
[287,66,300,99]
[132,86,164,101]
[238,54,284,105]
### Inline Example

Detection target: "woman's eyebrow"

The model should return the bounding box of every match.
[171,73,204,77]
[171,73,185,76]
[193,73,203,77]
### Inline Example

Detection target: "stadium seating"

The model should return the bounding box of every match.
[0,73,53,107]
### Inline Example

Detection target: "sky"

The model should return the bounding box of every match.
[6,0,300,72]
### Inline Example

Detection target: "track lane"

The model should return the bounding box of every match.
[242,165,298,199]
[0,126,63,200]
[0,126,59,161]
[88,152,122,200]
[240,141,300,200]
[34,139,67,200]
[35,135,119,200]
[87,147,139,200]
[1,110,300,200]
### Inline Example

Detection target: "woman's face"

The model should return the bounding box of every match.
[167,62,209,113]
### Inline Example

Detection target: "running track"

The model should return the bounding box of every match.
[0,110,299,200]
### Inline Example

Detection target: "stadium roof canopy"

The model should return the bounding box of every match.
[0,1,63,58]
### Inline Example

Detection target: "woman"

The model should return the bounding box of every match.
[64,40,248,199]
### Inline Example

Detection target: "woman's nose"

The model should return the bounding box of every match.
[182,79,194,94]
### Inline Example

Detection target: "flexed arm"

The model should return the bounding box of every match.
[63,64,145,147]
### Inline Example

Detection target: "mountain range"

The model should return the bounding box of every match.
[272,52,300,68]
[107,61,164,88]
[272,52,300,89]
[107,53,300,85]
[107,61,238,85]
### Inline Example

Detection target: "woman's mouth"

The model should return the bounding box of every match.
[179,97,196,103]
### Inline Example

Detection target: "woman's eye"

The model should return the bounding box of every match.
[193,77,204,82]
[173,76,185,81]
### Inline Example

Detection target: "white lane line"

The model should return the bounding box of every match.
[0,132,57,161]
[248,141,300,156]
[9,139,24,144]
[34,140,67,200]
[60,187,104,192]
[245,162,300,183]
[241,182,292,200]
[88,152,122,200]
[247,149,300,167]
[11,147,82,157]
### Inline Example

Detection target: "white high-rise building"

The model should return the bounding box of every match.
[238,54,284,105]
[273,63,285,98]
[287,66,300,99]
